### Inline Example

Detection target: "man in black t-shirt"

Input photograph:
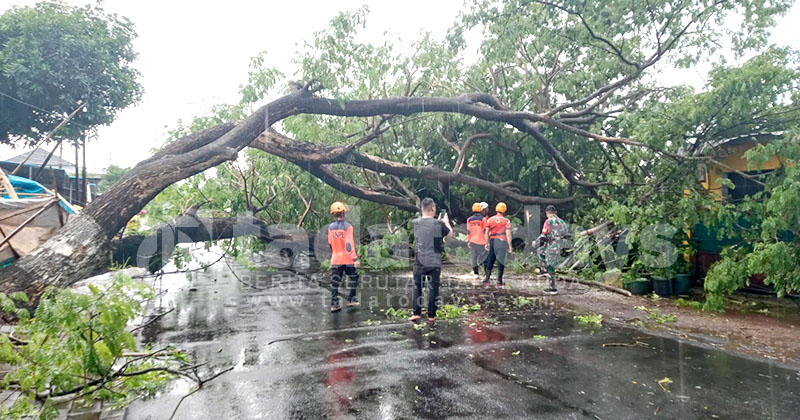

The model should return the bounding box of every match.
[409,197,453,322]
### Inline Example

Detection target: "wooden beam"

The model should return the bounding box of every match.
[0,167,18,200]
[0,199,58,250]
[32,141,62,182]
[0,224,20,259]
[39,187,79,214]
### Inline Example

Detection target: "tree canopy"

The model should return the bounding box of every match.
[142,0,799,309]
[0,1,141,146]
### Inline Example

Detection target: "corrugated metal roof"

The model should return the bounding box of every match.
[1,149,77,172]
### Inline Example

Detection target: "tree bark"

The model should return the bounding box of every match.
[109,213,312,273]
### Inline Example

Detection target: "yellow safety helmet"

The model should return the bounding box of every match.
[330,201,347,214]
[472,202,482,212]
[495,202,507,213]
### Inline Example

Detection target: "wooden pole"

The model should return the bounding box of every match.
[0,223,21,259]
[50,167,58,194]
[10,103,84,175]
[32,140,62,182]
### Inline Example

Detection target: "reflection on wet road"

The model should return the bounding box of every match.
[128,263,800,419]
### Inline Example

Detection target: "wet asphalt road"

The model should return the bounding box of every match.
[127,262,800,420]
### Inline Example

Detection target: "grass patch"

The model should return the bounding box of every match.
[438,303,482,320]
[574,313,603,327]
[635,305,677,324]
[385,307,412,319]
[515,296,533,307]
[675,298,703,310]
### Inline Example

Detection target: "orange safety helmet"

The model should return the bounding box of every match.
[330,201,347,214]
[472,202,482,212]
[495,202,507,213]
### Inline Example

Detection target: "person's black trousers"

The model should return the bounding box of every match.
[485,239,508,283]
[331,265,359,306]
[412,266,441,318]
[469,242,488,275]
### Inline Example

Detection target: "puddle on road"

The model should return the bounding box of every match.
[128,263,800,420]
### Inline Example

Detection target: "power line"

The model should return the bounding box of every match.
[0,91,90,130]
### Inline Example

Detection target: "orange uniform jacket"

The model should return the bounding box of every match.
[486,215,511,241]
[466,213,487,245]
[328,220,359,266]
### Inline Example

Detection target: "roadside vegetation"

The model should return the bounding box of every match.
[0,274,228,420]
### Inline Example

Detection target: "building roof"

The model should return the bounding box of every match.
[2,149,77,173]
[681,131,782,156]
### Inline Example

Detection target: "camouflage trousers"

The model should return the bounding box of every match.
[537,244,562,289]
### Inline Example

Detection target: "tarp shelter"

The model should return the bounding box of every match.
[2,174,77,214]
[5,174,45,196]
[0,197,71,267]
[0,173,77,267]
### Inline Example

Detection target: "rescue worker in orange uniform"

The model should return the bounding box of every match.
[466,202,489,278]
[327,202,360,312]
[484,202,513,286]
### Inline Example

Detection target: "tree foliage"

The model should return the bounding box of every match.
[141,0,798,308]
[97,164,130,193]
[0,274,187,419]
[0,1,141,145]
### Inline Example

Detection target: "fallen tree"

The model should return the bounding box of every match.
[0,85,712,303]
[1,0,793,307]
[0,86,606,303]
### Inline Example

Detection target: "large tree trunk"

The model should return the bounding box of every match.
[0,89,307,304]
[109,213,313,273]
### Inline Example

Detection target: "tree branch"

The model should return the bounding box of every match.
[252,130,579,205]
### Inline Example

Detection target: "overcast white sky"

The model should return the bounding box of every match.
[1,0,799,172]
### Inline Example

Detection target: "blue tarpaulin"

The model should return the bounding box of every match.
[7,174,45,195]
[3,174,76,214]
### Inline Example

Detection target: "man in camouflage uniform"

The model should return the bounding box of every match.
[535,205,569,295]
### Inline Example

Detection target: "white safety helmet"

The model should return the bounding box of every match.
[479,202,489,210]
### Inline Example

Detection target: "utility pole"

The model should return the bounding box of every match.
[74,140,80,206]
[82,134,88,203]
